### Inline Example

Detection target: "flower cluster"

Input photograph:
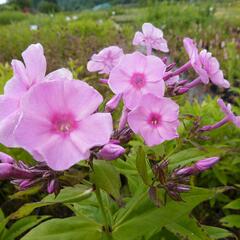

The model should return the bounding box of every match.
[0,22,238,196]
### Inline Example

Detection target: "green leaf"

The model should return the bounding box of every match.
[3,216,50,240]
[220,215,240,228]
[166,216,211,240]
[91,161,121,199]
[9,186,92,220]
[21,216,103,240]
[202,225,234,239]
[168,148,206,170]
[43,185,92,204]
[136,147,150,185]
[112,187,216,240]
[224,198,240,210]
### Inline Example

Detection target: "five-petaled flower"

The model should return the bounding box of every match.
[183,37,230,88]
[133,23,169,55]
[108,51,166,110]
[14,80,113,171]
[0,43,72,147]
[87,46,124,74]
[128,94,179,146]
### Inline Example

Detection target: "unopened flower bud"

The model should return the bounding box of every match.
[175,166,195,176]
[176,185,190,192]
[0,163,34,180]
[47,179,59,194]
[98,143,125,160]
[105,94,122,112]
[195,157,219,171]
[0,152,14,164]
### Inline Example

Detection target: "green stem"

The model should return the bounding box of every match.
[95,187,111,237]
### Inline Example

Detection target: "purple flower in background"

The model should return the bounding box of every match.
[218,99,240,128]
[183,38,230,88]
[128,94,179,146]
[133,23,169,55]
[87,46,124,74]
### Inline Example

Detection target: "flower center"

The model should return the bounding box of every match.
[52,114,76,134]
[130,73,146,89]
[147,113,161,127]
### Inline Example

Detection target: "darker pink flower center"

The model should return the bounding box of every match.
[147,113,161,128]
[130,73,146,89]
[51,114,77,135]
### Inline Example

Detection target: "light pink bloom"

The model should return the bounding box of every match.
[0,44,72,147]
[14,80,113,171]
[218,99,240,127]
[133,23,169,54]
[87,46,124,74]
[108,51,166,110]
[128,94,179,146]
[183,38,230,88]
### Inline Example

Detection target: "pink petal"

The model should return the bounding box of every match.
[22,43,46,85]
[123,88,143,110]
[210,70,230,88]
[38,135,89,171]
[127,106,148,133]
[63,80,103,120]
[140,125,163,146]
[142,23,155,36]
[87,60,105,73]
[142,81,165,97]
[157,121,179,140]
[20,80,66,119]
[0,111,20,147]
[145,55,166,80]
[45,68,73,81]
[70,113,112,153]
[14,112,52,151]
[0,96,19,120]
[132,32,144,45]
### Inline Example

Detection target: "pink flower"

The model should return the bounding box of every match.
[0,44,72,147]
[87,46,124,74]
[128,94,179,146]
[108,51,166,110]
[183,38,230,88]
[133,23,169,54]
[218,99,240,128]
[14,80,113,171]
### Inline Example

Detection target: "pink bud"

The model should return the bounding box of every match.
[175,166,195,176]
[0,163,34,180]
[0,152,14,164]
[195,157,219,171]
[98,143,125,160]
[0,163,14,179]
[105,94,122,112]
[47,179,58,194]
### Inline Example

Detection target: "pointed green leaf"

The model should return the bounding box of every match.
[136,147,150,185]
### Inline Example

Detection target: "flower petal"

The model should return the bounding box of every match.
[22,43,47,85]
[70,113,112,153]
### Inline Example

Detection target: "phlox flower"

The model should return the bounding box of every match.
[128,94,179,146]
[0,43,72,147]
[108,51,166,110]
[87,46,124,74]
[218,99,240,127]
[183,38,230,88]
[133,23,169,55]
[14,80,113,171]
